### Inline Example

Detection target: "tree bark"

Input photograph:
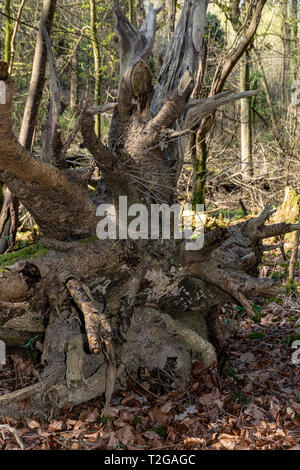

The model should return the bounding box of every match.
[8,0,27,74]
[19,0,57,149]
[89,0,101,138]
[4,0,12,65]
[70,51,78,112]
[240,49,253,179]
[282,0,291,114]
[166,0,177,39]
[289,230,299,282]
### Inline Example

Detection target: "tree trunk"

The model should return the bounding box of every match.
[289,230,299,282]
[0,188,18,253]
[9,0,27,74]
[282,0,291,115]
[167,0,177,39]
[4,0,12,65]
[89,0,101,138]
[128,0,135,25]
[240,49,253,180]
[192,137,207,206]
[70,51,78,112]
[19,0,57,149]
[192,0,267,204]
[136,0,145,28]
[291,0,298,82]
[0,0,57,253]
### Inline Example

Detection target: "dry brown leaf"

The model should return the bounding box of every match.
[26,419,40,430]
[116,424,135,445]
[184,437,205,447]
[48,420,63,432]
[148,405,171,426]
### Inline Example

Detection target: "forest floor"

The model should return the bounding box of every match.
[0,250,300,451]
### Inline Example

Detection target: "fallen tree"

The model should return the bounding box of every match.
[0,0,299,419]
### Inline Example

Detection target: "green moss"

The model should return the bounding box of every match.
[265,296,283,305]
[78,235,98,244]
[0,242,49,267]
[96,416,114,426]
[281,334,300,347]
[223,363,238,381]
[232,389,251,405]
[146,426,167,440]
[285,279,299,295]
[271,271,286,280]
[248,332,266,340]
[287,315,300,322]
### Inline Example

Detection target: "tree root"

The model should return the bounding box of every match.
[1,205,299,418]
[66,278,114,356]
[184,205,297,315]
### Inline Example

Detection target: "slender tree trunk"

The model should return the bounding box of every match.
[70,50,78,112]
[0,0,15,254]
[9,0,27,74]
[190,40,207,206]
[4,0,12,64]
[19,0,57,149]
[192,137,207,207]
[289,230,299,282]
[240,48,253,179]
[167,0,177,39]
[291,0,298,82]
[290,0,299,140]
[89,0,101,138]
[254,49,286,156]
[128,0,135,25]
[136,0,145,28]
[282,0,291,115]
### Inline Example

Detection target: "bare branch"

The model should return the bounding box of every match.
[41,22,63,165]
[259,223,300,239]
[87,103,118,114]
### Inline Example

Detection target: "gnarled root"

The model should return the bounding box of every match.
[183,205,299,316]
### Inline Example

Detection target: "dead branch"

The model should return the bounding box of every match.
[259,223,300,239]
[184,90,258,130]
[66,278,114,357]
[0,425,25,450]
[87,103,118,114]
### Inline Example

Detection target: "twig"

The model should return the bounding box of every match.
[125,367,168,404]
[0,424,25,450]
